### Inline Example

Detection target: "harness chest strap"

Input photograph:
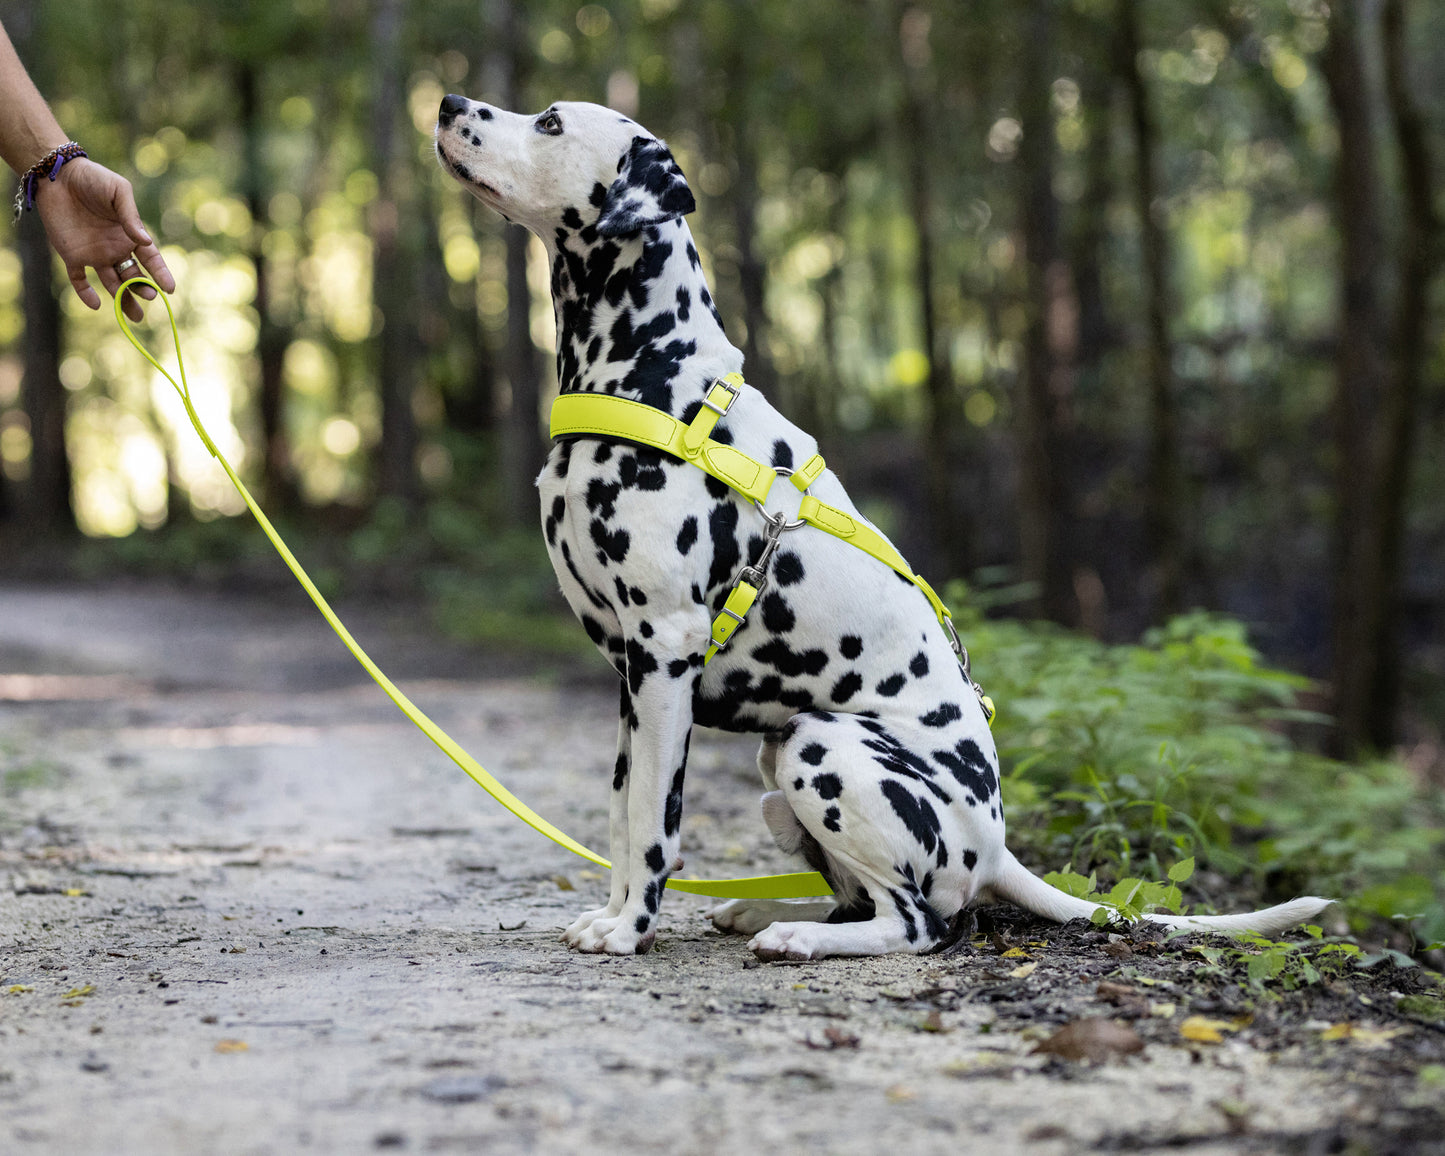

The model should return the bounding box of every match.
[550,376,961,666]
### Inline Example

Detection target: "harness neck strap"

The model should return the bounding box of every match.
[551,376,951,627]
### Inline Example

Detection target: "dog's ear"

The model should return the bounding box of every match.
[595,136,696,238]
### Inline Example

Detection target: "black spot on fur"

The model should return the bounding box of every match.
[823,805,842,832]
[667,658,690,678]
[811,772,843,800]
[910,652,930,678]
[751,639,828,678]
[625,638,658,695]
[676,515,699,555]
[933,738,998,803]
[773,552,805,587]
[840,635,863,659]
[880,781,945,864]
[830,672,863,704]
[771,440,794,469]
[760,592,795,633]
[919,702,962,728]
[963,850,978,871]
[799,743,828,766]
[590,519,631,564]
[875,673,907,697]
[664,764,686,836]
[644,843,666,872]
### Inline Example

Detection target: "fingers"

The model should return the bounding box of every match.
[67,264,102,312]
[112,178,176,294]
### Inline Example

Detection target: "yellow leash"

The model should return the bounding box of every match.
[114,277,830,900]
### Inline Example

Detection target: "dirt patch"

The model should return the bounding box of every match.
[2,583,1442,1154]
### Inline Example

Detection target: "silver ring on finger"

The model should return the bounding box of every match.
[115,257,140,278]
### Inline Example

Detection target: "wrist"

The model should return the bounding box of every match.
[11,141,87,223]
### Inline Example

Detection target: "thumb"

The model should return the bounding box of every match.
[110,179,154,249]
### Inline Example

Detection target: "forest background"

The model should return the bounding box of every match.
[1,0,1442,950]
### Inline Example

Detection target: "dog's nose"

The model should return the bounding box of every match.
[438,93,470,126]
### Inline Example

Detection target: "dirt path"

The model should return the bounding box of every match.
[2,582,1442,1154]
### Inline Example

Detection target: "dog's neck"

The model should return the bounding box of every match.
[541,217,742,417]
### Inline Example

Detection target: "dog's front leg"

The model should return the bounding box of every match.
[561,685,634,944]
[564,641,694,955]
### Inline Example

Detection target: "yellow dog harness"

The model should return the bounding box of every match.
[550,374,995,725]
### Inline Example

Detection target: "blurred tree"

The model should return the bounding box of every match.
[371,0,421,508]
[12,0,73,535]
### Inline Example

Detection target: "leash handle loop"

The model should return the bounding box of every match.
[114,280,830,900]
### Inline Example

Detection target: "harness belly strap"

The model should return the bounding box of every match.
[550,376,992,724]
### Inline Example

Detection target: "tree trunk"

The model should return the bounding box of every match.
[1320,0,1389,757]
[1016,0,1075,624]
[370,0,419,507]
[1118,0,1183,619]
[238,62,297,512]
[12,3,72,535]
[486,0,545,523]
[1364,0,1439,750]
[18,214,72,534]
[894,2,970,580]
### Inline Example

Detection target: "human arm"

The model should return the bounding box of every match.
[0,20,175,319]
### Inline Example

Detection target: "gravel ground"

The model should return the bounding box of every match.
[2,581,1443,1155]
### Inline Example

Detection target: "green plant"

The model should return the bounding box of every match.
[946,584,1445,947]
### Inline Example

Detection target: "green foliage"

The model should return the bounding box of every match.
[1185,926,1366,993]
[950,586,1445,945]
[1044,856,1194,924]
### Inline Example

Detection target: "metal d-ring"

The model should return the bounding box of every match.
[753,465,809,530]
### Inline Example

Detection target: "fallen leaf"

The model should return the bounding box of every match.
[1103,940,1134,959]
[7,985,32,995]
[551,875,575,891]
[214,1039,249,1054]
[63,888,88,897]
[885,1084,917,1102]
[1320,1023,1411,1049]
[1096,981,1138,1001]
[1032,1018,1145,1063]
[1180,1015,1239,1044]
[61,986,96,1000]
[1009,962,1038,979]
[1000,947,1029,959]
[1149,1002,1177,1018]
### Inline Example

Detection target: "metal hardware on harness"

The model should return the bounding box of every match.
[752,464,809,531]
[946,617,997,726]
[737,508,794,592]
[701,375,741,417]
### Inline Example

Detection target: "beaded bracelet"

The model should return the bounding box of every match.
[11,141,88,224]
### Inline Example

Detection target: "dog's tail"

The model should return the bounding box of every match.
[988,849,1332,936]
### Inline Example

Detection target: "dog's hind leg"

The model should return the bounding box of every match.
[707,736,840,934]
[743,713,966,959]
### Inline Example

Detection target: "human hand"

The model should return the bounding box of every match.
[33,157,176,322]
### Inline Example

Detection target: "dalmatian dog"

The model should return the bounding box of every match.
[434,96,1330,959]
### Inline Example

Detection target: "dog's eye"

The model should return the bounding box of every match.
[537,111,563,136]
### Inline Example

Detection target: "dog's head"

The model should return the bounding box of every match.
[435,97,695,240]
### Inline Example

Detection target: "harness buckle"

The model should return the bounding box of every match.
[702,376,741,418]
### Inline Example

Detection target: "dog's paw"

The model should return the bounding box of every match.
[565,911,656,955]
[561,905,619,947]
[709,899,792,935]
[748,921,824,962]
